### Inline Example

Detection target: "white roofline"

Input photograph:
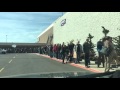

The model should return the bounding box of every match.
[37,12,68,38]
[37,23,54,38]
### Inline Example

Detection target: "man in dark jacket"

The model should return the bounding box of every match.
[69,42,75,63]
[56,44,59,59]
[50,44,53,58]
[75,41,83,64]
[97,39,104,67]
[61,42,66,64]
[83,39,90,68]
[58,44,62,59]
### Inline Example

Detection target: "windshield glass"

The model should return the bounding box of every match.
[0,12,120,78]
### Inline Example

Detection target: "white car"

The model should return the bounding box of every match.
[0,49,7,54]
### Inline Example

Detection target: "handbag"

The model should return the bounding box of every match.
[100,46,108,55]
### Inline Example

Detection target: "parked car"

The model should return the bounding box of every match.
[0,49,7,54]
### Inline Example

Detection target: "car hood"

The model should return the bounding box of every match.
[0,70,117,78]
[0,71,94,78]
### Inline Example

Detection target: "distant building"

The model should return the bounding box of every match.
[0,42,45,48]
[0,42,46,53]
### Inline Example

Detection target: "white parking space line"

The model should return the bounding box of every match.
[13,56,15,58]
[9,60,12,63]
[0,68,4,73]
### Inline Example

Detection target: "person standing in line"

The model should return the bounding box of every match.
[105,37,119,72]
[61,42,66,64]
[65,43,70,63]
[48,45,50,56]
[56,44,59,59]
[57,44,60,59]
[75,41,83,64]
[45,45,47,55]
[69,41,75,63]
[97,39,104,67]
[83,38,90,68]
[100,37,110,71]
[50,44,53,58]
[46,45,48,55]
[59,44,62,59]
[53,44,56,58]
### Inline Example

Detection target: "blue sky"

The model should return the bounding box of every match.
[0,12,62,43]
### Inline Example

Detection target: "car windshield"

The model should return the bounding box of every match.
[0,12,120,78]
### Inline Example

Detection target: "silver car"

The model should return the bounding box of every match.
[0,49,7,54]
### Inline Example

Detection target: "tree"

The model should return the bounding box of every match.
[112,35,120,56]
[69,39,74,44]
[102,26,109,37]
[88,33,95,50]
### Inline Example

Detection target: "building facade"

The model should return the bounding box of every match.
[53,12,120,45]
[38,12,120,47]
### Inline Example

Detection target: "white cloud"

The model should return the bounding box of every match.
[0,12,61,43]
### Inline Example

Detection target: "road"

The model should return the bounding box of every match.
[0,53,94,78]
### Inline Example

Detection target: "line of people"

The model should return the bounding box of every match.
[40,39,92,68]
[40,36,120,71]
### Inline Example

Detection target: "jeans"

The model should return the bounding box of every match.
[50,51,53,58]
[70,51,73,62]
[56,51,58,59]
[53,52,56,58]
[58,51,62,59]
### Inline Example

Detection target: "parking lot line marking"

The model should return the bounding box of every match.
[9,60,12,63]
[0,68,4,73]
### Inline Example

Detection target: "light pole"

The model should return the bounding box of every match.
[6,35,7,43]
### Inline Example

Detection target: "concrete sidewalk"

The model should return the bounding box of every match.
[36,53,119,73]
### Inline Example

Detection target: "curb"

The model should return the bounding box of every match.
[36,53,103,73]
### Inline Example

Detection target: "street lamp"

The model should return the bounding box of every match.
[6,35,7,43]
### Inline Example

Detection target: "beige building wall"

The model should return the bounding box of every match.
[38,27,53,44]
